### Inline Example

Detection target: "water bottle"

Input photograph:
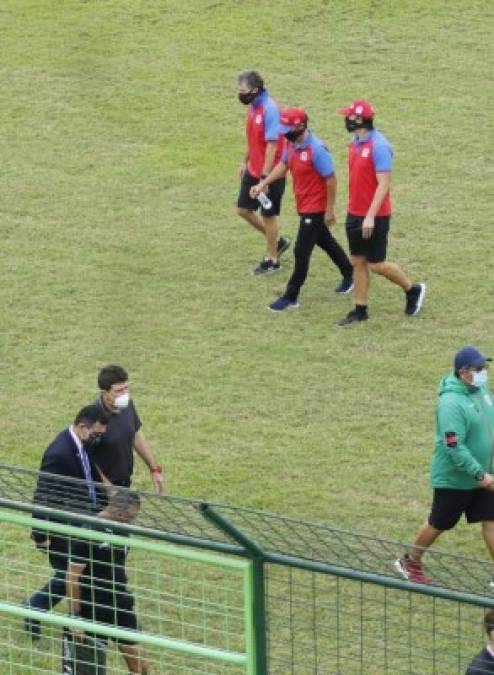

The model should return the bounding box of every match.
[257,191,272,210]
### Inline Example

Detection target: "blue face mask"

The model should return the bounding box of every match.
[472,369,488,388]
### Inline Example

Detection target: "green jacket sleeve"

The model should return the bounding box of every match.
[437,399,484,478]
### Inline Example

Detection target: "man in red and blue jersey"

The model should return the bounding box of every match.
[250,108,353,312]
[237,70,290,275]
[336,100,426,327]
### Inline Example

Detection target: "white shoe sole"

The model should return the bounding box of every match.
[254,268,281,276]
[394,558,409,580]
[335,283,354,295]
[410,283,427,316]
[267,303,299,313]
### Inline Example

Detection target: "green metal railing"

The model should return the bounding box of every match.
[0,463,493,673]
[0,509,253,674]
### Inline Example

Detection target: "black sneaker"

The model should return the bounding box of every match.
[405,283,427,316]
[334,276,354,294]
[254,258,281,276]
[277,236,291,257]
[336,309,368,327]
[268,296,299,312]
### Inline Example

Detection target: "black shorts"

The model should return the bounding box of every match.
[237,170,285,217]
[345,213,390,263]
[428,488,494,530]
[81,591,138,645]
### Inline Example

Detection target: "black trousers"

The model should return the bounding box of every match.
[284,213,353,301]
[29,534,70,611]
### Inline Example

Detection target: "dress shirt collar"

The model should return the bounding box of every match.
[68,425,83,454]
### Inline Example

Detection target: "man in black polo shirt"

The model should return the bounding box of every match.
[65,490,149,674]
[93,365,165,492]
[466,609,494,673]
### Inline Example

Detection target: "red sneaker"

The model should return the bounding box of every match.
[394,554,432,585]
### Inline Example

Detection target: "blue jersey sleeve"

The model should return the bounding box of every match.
[312,142,335,177]
[263,100,281,142]
[372,136,393,172]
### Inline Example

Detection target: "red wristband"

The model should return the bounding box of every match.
[150,464,162,474]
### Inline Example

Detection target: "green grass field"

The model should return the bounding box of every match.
[1,0,493,567]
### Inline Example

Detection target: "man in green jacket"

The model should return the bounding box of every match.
[395,346,494,584]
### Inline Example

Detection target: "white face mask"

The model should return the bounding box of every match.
[472,369,488,388]
[114,393,129,409]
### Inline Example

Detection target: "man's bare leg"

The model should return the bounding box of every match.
[482,521,494,559]
[262,215,280,261]
[352,255,370,306]
[407,522,443,561]
[368,261,412,292]
[237,207,265,236]
[120,643,149,674]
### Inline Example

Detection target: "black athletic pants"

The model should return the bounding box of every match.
[284,213,353,301]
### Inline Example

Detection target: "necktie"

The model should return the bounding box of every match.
[79,447,97,507]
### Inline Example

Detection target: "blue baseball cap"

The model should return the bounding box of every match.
[454,346,491,371]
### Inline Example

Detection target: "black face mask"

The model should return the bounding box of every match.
[83,434,103,451]
[238,90,258,105]
[345,116,368,133]
[284,128,305,142]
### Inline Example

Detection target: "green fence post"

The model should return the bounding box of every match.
[198,503,268,675]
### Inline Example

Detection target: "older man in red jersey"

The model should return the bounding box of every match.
[237,70,290,275]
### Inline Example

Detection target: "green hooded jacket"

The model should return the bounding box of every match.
[431,373,494,489]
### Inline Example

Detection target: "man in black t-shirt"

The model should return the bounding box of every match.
[66,490,149,674]
[93,364,165,493]
[466,609,494,674]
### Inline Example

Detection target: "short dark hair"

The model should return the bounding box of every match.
[98,364,129,391]
[108,489,141,520]
[362,118,374,130]
[111,488,140,510]
[485,609,494,636]
[74,404,109,427]
[237,70,264,91]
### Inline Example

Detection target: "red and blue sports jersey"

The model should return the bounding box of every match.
[246,89,284,179]
[347,129,393,216]
[281,131,335,214]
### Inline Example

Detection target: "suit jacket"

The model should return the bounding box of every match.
[32,428,104,544]
[466,647,494,674]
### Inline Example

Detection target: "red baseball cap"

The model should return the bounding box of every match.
[338,99,375,119]
[279,107,308,133]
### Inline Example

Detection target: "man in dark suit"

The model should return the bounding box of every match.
[24,404,109,638]
[466,609,494,673]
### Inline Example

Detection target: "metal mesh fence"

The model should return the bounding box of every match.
[1,463,494,673]
[0,463,239,553]
[0,510,249,674]
[211,503,494,596]
[264,564,486,674]
[2,618,246,675]
[1,462,493,596]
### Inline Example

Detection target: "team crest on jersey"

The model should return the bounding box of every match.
[300,151,308,161]
[361,148,370,158]
[255,114,262,125]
